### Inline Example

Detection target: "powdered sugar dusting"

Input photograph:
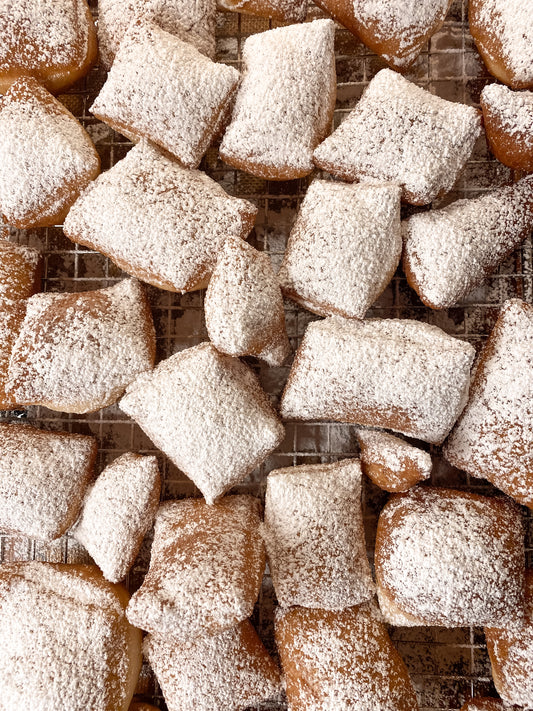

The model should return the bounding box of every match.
[444,299,533,508]
[205,236,290,366]
[0,422,96,541]
[278,180,401,319]
[7,278,156,414]
[73,453,161,583]
[0,76,99,228]
[313,68,482,205]
[376,488,526,627]
[481,83,533,138]
[0,239,40,301]
[220,19,336,179]
[218,0,307,22]
[64,142,257,293]
[91,19,239,168]
[144,620,281,711]
[264,458,375,610]
[127,496,265,640]
[120,343,284,504]
[281,316,475,444]
[98,0,216,68]
[402,176,533,310]
[357,428,432,487]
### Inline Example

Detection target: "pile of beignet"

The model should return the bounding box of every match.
[0,0,532,709]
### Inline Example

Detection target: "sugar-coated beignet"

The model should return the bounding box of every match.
[98,0,216,69]
[461,699,519,711]
[7,278,156,414]
[402,176,533,310]
[314,69,481,206]
[73,453,161,583]
[0,422,96,540]
[485,571,533,709]
[315,0,452,70]
[481,84,533,172]
[278,180,401,319]
[205,236,290,366]
[470,0,533,90]
[275,604,419,711]
[357,429,431,493]
[120,343,284,503]
[264,459,375,610]
[91,19,239,169]
[0,76,100,229]
[64,142,257,293]
[220,20,336,180]
[127,497,265,640]
[144,620,281,711]
[280,316,475,444]
[218,0,306,22]
[0,0,97,93]
[0,563,142,711]
[375,487,526,627]
[444,299,533,509]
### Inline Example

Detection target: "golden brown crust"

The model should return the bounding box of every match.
[218,0,307,22]
[481,89,533,172]
[460,698,520,711]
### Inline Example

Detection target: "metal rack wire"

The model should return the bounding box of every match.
[1,0,532,708]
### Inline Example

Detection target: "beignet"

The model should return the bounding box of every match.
[0,0,97,93]
[73,453,161,583]
[481,83,533,172]
[402,176,533,310]
[205,236,290,366]
[444,299,533,509]
[280,316,475,445]
[0,76,100,229]
[275,603,419,711]
[91,19,239,169]
[375,487,526,627]
[0,562,142,711]
[313,68,482,206]
[356,429,431,493]
[98,0,216,69]
[264,458,375,609]
[218,0,307,22]
[144,620,281,711]
[120,343,284,504]
[0,422,96,540]
[220,19,336,180]
[278,180,401,319]
[7,278,156,414]
[469,0,533,89]
[126,496,265,640]
[64,142,257,293]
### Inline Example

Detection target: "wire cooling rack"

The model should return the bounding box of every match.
[1,1,532,708]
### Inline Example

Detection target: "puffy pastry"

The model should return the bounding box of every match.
[220,20,336,180]
[0,422,96,540]
[91,19,239,169]
[73,453,161,583]
[280,316,475,445]
[218,0,306,22]
[120,343,284,504]
[278,180,401,319]
[126,496,265,640]
[7,278,156,414]
[469,0,533,90]
[275,603,419,710]
[98,0,216,69]
[64,142,257,293]
[444,299,533,509]
[264,458,375,609]
[356,429,432,493]
[313,68,482,206]
[0,76,100,229]
[0,562,142,711]
[204,236,290,366]
[0,0,97,93]
[375,487,525,627]
[402,176,533,310]
[144,620,281,711]
[481,83,533,172]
